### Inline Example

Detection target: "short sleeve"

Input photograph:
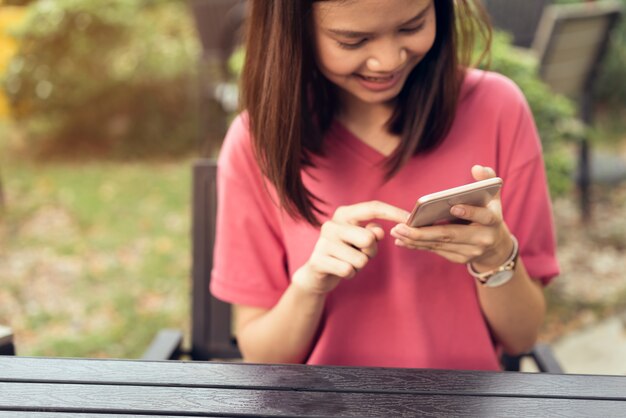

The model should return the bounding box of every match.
[210,115,289,308]
[493,77,560,285]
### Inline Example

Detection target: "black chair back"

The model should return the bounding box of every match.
[190,159,240,360]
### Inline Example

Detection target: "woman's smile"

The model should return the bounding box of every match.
[354,70,403,92]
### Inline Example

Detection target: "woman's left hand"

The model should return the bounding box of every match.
[390,165,514,268]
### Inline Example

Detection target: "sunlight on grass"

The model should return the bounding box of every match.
[0,157,192,358]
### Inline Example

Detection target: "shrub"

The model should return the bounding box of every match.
[1,0,201,159]
[483,32,580,197]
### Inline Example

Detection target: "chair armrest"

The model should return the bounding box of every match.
[0,325,15,356]
[531,342,564,374]
[501,343,564,373]
[141,329,184,360]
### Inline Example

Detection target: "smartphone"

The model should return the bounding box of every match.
[406,177,503,227]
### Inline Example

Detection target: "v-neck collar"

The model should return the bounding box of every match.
[329,120,390,165]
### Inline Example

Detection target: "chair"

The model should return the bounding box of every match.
[486,1,624,220]
[143,159,240,361]
[0,325,16,356]
[501,343,563,373]
[533,1,622,102]
[532,1,623,220]
[143,159,562,373]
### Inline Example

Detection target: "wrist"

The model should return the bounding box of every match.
[472,233,515,272]
[468,235,519,288]
[291,264,334,298]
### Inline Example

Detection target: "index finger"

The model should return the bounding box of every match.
[333,200,409,225]
[451,200,502,227]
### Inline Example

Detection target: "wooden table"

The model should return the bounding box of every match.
[1,357,626,417]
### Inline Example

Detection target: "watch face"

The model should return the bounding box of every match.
[485,270,514,287]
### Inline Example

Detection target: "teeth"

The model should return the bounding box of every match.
[362,74,393,82]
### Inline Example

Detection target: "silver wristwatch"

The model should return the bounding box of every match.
[467,235,519,288]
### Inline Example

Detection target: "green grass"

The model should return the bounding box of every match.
[0,154,192,358]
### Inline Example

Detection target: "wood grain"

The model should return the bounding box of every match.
[1,382,625,417]
[1,357,625,400]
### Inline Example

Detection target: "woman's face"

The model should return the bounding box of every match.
[312,0,437,109]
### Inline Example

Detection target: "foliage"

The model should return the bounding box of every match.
[1,0,201,159]
[1,0,36,5]
[482,32,579,197]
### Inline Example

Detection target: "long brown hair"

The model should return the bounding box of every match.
[242,0,492,225]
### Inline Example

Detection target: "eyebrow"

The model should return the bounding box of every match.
[327,3,432,39]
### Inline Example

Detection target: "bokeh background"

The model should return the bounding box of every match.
[1,0,625,370]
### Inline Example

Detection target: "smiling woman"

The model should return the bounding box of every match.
[211,0,559,371]
[242,1,489,217]
[313,1,436,106]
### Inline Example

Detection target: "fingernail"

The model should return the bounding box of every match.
[451,206,465,217]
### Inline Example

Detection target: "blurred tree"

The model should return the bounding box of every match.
[1,0,201,159]
[1,0,36,5]
[0,3,26,120]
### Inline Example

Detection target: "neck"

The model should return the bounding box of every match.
[338,92,394,131]
[336,93,400,156]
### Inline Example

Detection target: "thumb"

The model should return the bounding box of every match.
[471,165,502,202]
[471,164,496,181]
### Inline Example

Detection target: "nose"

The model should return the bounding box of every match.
[367,41,408,72]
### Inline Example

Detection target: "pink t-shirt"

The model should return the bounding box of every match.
[211,69,560,370]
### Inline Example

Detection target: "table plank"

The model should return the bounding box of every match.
[1,382,625,417]
[0,414,198,418]
[1,357,625,401]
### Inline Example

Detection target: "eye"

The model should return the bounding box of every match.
[336,38,368,50]
[400,22,425,34]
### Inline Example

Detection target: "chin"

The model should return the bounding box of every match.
[357,90,403,105]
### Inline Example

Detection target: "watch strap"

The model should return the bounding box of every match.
[467,235,519,285]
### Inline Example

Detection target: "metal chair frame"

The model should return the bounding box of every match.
[0,325,16,356]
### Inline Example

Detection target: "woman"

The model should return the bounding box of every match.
[211,0,559,370]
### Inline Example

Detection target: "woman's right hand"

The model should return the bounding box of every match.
[292,201,409,295]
